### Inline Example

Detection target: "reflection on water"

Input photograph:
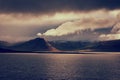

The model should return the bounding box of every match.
[0,53,120,80]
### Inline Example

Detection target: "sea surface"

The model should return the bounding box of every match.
[0,53,120,80]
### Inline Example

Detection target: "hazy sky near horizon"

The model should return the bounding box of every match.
[0,0,120,42]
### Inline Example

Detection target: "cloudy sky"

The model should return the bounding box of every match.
[0,0,120,42]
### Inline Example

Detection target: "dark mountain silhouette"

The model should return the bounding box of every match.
[49,41,90,51]
[0,48,16,52]
[0,38,120,52]
[85,39,120,52]
[9,38,57,52]
[0,41,10,48]
[0,41,16,52]
[50,39,120,52]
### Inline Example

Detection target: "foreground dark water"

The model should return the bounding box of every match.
[0,53,120,80]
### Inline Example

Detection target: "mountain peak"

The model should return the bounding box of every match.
[9,37,57,52]
[30,38,45,43]
[33,37,45,41]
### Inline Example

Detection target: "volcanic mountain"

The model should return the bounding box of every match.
[9,38,57,52]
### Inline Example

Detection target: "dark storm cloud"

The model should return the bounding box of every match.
[0,0,120,14]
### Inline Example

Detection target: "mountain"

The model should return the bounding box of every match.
[49,41,90,51]
[0,41,10,48]
[9,38,57,52]
[0,38,120,52]
[0,48,16,53]
[85,39,120,52]
[0,41,17,52]
[49,40,120,52]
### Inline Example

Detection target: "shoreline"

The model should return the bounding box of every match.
[0,51,120,54]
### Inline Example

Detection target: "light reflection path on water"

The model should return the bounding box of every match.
[0,53,120,80]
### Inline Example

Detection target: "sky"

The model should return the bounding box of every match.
[0,0,120,42]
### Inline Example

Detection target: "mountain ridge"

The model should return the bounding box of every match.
[9,38,57,51]
[0,38,120,52]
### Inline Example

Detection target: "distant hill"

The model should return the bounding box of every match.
[9,38,57,52]
[0,48,16,53]
[85,39,120,52]
[0,41,10,48]
[0,41,15,52]
[0,38,120,52]
[49,41,90,51]
[50,40,120,52]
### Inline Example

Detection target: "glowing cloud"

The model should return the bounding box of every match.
[37,33,42,36]
[1,9,120,41]
[43,10,119,37]
[99,34,120,41]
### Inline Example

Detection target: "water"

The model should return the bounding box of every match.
[0,53,120,80]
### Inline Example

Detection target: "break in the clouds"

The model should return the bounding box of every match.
[0,0,120,14]
[0,0,120,42]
